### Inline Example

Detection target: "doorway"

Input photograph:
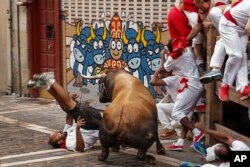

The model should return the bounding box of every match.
[28,0,62,98]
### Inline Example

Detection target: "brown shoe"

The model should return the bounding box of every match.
[159,129,177,139]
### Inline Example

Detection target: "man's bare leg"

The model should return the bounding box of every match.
[28,72,76,112]
[180,116,204,143]
[48,82,77,111]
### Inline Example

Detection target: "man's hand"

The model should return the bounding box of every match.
[70,93,79,101]
[76,116,86,129]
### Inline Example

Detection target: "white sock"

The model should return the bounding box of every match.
[212,68,220,72]
[196,60,204,65]
[192,128,200,136]
[176,138,184,146]
[46,79,55,90]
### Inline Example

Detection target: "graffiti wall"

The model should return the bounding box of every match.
[62,3,172,99]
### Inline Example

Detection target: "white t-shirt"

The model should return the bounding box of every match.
[229,0,250,29]
[203,140,250,167]
[164,47,203,90]
[63,124,99,152]
[162,76,179,102]
[230,140,250,151]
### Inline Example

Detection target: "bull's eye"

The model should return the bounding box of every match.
[148,50,153,55]
[81,44,86,49]
[111,41,116,49]
[94,41,98,50]
[99,41,103,49]
[128,44,133,53]
[155,48,159,54]
[133,43,139,53]
[117,41,122,50]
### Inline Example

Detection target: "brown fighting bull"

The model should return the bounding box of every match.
[81,69,165,163]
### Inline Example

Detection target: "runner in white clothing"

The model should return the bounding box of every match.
[185,0,230,83]
[218,0,250,101]
[48,111,99,152]
[156,38,204,151]
[180,129,250,167]
[27,72,101,152]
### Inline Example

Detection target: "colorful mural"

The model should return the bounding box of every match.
[68,13,165,98]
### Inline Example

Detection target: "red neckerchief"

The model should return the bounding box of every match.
[60,140,66,149]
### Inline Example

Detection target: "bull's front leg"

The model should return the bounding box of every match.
[97,146,109,161]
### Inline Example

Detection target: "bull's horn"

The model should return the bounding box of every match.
[155,26,161,43]
[80,73,107,79]
[141,28,147,47]
[90,23,96,39]
[136,23,141,42]
[76,21,82,36]
[122,26,128,45]
[102,22,107,40]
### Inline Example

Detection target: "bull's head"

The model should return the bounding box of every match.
[80,70,118,103]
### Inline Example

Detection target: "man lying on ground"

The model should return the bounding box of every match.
[28,72,102,152]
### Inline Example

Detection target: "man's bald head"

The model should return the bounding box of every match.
[214,144,231,162]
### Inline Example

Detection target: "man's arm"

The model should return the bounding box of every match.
[206,129,235,146]
[186,23,203,42]
[245,17,250,36]
[150,65,168,86]
[75,116,85,152]
[65,113,73,126]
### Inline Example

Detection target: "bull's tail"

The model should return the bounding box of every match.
[93,106,124,135]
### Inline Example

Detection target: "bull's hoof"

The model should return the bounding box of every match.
[157,147,166,155]
[97,155,106,161]
[145,155,156,164]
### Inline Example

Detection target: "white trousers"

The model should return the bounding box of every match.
[157,102,193,136]
[210,38,226,68]
[157,102,175,130]
[209,7,226,68]
[208,7,223,31]
[219,16,249,91]
[172,80,203,122]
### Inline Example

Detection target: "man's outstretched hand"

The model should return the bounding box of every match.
[76,116,86,129]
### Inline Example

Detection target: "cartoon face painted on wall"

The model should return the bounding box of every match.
[109,13,123,60]
[109,38,123,60]
[68,13,164,97]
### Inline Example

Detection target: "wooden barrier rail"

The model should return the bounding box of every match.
[204,21,250,145]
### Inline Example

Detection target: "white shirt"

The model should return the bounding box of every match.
[163,47,202,89]
[162,76,179,102]
[230,140,250,151]
[230,0,250,29]
[63,124,99,152]
[203,140,250,167]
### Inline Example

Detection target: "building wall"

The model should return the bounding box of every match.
[0,0,11,93]
[62,0,174,98]
[0,0,30,96]
[62,0,174,28]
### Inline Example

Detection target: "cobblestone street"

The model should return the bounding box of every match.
[0,94,207,167]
